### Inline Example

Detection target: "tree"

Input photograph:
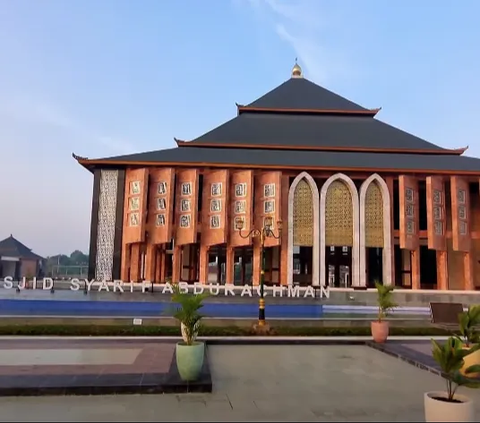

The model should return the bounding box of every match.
[69,250,88,265]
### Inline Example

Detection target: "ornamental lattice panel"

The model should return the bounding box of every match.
[293,179,314,246]
[365,181,384,248]
[325,180,353,246]
[95,170,119,281]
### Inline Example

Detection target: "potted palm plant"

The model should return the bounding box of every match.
[171,285,207,343]
[371,280,397,343]
[455,305,480,378]
[425,337,480,422]
[171,284,208,382]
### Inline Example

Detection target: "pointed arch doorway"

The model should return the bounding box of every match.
[320,173,360,287]
[287,172,320,286]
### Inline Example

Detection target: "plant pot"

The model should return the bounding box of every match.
[175,341,205,382]
[181,322,200,343]
[461,346,480,378]
[424,391,474,422]
[371,320,389,343]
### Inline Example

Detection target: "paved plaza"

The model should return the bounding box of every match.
[0,342,480,421]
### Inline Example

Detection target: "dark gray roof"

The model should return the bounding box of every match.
[245,77,368,111]
[188,112,444,151]
[0,235,43,260]
[82,75,478,173]
[100,146,480,173]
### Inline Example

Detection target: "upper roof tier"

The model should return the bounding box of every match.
[177,71,464,154]
[241,77,372,113]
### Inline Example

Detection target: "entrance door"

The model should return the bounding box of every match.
[325,246,352,287]
[293,246,313,286]
[366,247,383,288]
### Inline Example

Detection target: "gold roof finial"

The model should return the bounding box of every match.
[291,58,303,78]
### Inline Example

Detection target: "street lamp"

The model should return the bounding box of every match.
[235,216,282,329]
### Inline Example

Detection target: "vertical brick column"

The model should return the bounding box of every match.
[464,253,474,291]
[129,243,141,282]
[436,251,448,290]
[172,245,182,283]
[226,247,235,285]
[411,248,421,290]
[198,245,209,284]
[144,242,156,282]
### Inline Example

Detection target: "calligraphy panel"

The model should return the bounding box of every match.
[175,169,199,246]
[229,170,254,247]
[201,169,229,246]
[255,171,282,248]
[399,175,419,251]
[147,168,175,244]
[451,176,470,252]
[122,168,149,244]
[426,176,446,251]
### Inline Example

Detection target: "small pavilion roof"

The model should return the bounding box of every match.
[0,235,43,260]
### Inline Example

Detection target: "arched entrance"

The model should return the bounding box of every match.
[320,174,360,287]
[359,174,392,287]
[287,172,320,286]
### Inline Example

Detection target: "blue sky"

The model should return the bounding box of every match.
[1,0,479,257]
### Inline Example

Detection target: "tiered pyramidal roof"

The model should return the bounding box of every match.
[75,63,480,175]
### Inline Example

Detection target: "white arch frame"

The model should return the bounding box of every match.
[359,174,392,286]
[320,173,360,287]
[287,172,320,285]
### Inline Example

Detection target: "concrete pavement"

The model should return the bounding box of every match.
[1,344,480,421]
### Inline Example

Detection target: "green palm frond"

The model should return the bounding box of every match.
[170,284,209,345]
[374,280,397,322]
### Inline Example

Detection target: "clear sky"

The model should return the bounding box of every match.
[1,0,479,257]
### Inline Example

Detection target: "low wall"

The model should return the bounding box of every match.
[0,316,431,328]
[324,289,480,307]
[1,279,480,307]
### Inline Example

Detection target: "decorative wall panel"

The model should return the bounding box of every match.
[364,181,384,248]
[230,170,254,247]
[325,180,353,246]
[426,176,446,251]
[255,171,282,248]
[451,176,470,252]
[95,170,119,281]
[147,168,175,244]
[293,179,314,246]
[175,169,199,246]
[202,169,229,246]
[399,175,419,250]
[122,168,149,244]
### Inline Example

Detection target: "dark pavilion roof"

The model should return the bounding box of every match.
[244,77,369,111]
[74,64,480,175]
[0,235,43,260]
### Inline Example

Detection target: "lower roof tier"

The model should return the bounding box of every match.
[185,112,446,152]
[77,146,480,175]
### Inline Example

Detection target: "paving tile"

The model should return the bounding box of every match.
[0,339,210,396]
[2,342,480,421]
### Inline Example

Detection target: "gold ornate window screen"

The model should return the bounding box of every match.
[325,180,353,246]
[293,179,314,246]
[365,181,384,248]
